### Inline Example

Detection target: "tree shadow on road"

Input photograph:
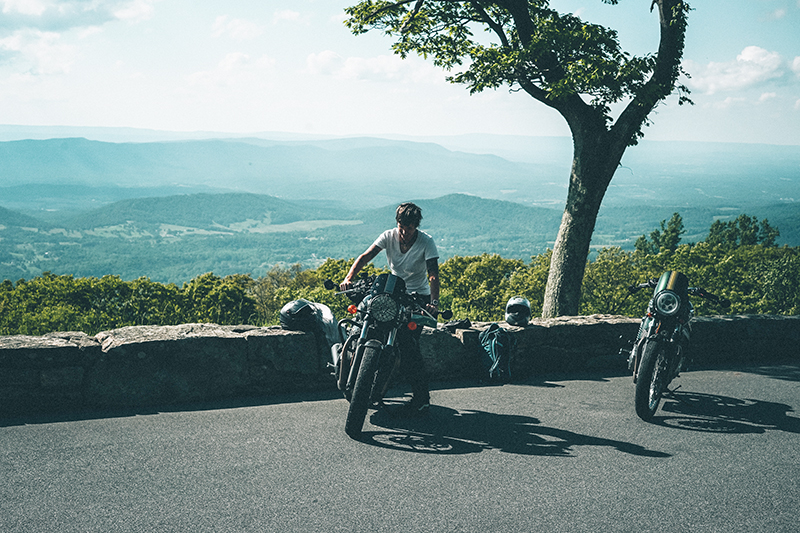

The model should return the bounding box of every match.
[656,391,800,434]
[363,403,671,457]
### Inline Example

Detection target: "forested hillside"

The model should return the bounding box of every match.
[2,214,797,336]
[2,192,798,285]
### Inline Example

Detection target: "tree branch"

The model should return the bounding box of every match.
[365,0,418,23]
[400,0,426,32]
[469,1,509,47]
[613,0,688,145]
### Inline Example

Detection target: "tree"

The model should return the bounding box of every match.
[634,212,685,254]
[439,253,525,320]
[706,215,779,248]
[344,0,691,316]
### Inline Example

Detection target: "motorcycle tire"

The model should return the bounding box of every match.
[634,340,668,421]
[345,342,381,439]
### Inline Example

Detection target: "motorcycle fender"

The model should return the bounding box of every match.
[363,339,383,351]
[635,336,666,383]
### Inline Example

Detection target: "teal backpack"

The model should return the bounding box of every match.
[478,323,516,382]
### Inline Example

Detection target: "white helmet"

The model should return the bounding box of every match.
[505,296,531,326]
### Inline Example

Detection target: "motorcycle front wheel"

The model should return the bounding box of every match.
[634,340,668,421]
[345,343,381,439]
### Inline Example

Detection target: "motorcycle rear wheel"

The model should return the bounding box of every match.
[345,343,381,439]
[634,340,668,421]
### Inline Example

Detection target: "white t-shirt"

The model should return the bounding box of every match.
[373,228,439,295]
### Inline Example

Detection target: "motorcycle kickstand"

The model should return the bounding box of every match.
[664,384,682,397]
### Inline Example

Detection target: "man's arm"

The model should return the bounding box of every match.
[340,244,382,290]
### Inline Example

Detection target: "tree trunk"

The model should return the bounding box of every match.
[541,127,626,318]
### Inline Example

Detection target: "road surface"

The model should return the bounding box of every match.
[2,363,799,532]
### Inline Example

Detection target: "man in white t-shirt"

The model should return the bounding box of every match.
[340,202,439,415]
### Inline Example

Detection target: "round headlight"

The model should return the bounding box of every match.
[370,294,399,322]
[655,291,681,316]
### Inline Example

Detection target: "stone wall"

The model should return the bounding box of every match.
[1,315,798,418]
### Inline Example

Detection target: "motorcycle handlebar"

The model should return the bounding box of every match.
[689,287,731,309]
[627,282,649,293]
[625,280,731,309]
[323,279,453,319]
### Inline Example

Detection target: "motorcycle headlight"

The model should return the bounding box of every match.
[369,294,399,323]
[654,290,681,316]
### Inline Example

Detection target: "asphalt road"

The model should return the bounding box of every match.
[2,363,799,533]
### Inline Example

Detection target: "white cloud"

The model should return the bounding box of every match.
[113,0,157,22]
[713,96,747,109]
[2,0,48,16]
[307,50,441,84]
[759,92,777,102]
[212,15,263,41]
[0,28,75,74]
[187,52,276,89]
[0,1,158,32]
[306,50,343,76]
[273,9,302,24]
[792,57,800,75]
[685,46,786,94]
[769,8,787,19]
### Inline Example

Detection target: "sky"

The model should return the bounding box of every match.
[0,0,799,145]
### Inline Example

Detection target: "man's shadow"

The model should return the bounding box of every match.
[363,402,671,457]
[656,391,800,434]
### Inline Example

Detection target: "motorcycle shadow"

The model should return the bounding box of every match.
[363,401,670,458]
[656,391,800,434]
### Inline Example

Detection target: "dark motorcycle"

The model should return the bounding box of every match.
[324,273,452,438]
[622,271,730,421]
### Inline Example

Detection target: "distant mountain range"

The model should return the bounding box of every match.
[0,125,798,283]
[2,131,799,214]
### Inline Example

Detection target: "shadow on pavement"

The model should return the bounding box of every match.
[745,363,800,383]
[364,403,671,457]
[656,390,800,434]
[0,389,345,428]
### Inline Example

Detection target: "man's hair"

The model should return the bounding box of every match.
[396,202,423,227]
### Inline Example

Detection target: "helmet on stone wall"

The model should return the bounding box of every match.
[280,299,319,331]
[505,296,531,326]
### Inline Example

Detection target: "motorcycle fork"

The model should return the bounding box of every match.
[345,341,366,393]
[345,323,373,393]
[335,334,357,391]
[370,325,402,401]
[632,321,660,381]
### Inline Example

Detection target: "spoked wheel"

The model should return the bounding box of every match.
[634,340,668,421]
[345,343,381,439]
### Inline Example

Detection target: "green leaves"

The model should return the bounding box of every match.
[706,215,779,248]
[0,272,254,336]
[635,212,686,255]
[344,1,668,114]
